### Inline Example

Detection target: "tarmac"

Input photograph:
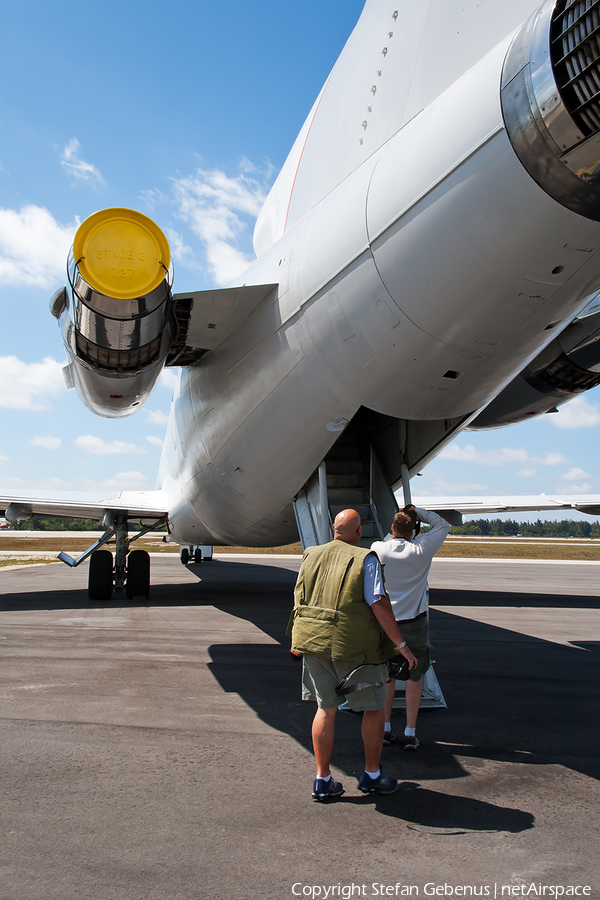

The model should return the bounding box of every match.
[0,553,599,900]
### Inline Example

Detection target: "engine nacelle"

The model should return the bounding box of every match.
[501,0,600,221]
[470,309,600,429]
[51,208,174,418]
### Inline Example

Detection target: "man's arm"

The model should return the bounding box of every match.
[370,597,417,668]
[410,506,451,554]
[363,554,417,667]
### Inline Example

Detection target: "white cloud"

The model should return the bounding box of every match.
[0,477,71,491]
[551,395,600,429]
[165,227,194,266]
[0,455,8,463]
[75,435,145,455]
[139,188,168,212]
[102,471,147,490]
[560,467,591,481]
[0,357,65,409]
[554,480,593,494]
[160,368,180,392]
[75,472,148,490]
[146,436,164,448]
[440,443,567,467]
[144,409,169,425]
[61,138,103,186]
[172,160,271,286]
[30,435,61,450]
[517,467,537,478]
[0,207,78,287]
[409,479,490,496]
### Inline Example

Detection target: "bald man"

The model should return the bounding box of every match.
[288,509,416,801]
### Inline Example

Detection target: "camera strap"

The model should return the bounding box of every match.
[334,656,409,696]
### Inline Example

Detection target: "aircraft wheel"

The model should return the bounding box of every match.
[181,547,190,565]
[194,547,202,565]
[88,550,113,602]
[126,550,150,600]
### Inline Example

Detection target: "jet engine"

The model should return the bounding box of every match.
[51,208,174,418]
[470,308,600,429]
[502,0,600,221]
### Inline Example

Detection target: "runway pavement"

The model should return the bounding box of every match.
[0,554,599,900]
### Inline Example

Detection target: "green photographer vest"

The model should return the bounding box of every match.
[287,539,395,663]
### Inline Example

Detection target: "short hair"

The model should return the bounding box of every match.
[392,508,417,538]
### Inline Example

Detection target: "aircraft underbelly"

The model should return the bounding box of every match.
[165,5,600,547]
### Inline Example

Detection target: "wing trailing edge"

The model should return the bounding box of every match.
[414,495,600,522]
[0,490,169,523]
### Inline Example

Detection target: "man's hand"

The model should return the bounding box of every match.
[397,644,417,669]
[371,597,418,668]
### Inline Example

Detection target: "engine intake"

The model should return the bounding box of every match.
[501,0,600,220]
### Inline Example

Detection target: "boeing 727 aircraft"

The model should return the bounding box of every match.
[4,0,600,600]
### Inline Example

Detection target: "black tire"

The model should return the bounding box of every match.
[126,550,150,600]
[88,550,113,602]
[194,547,202,565]
[181,547,190,565]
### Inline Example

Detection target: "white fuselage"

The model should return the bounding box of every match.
[157,29,600,547]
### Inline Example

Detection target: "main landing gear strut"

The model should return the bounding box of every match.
[57,512,168,602]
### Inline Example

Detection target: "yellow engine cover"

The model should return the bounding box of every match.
[73,208,171,300]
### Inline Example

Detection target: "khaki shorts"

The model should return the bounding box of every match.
[301,653,388,711]
[397,614,431,682]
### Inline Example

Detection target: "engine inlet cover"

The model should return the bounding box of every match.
[72,208,171,301]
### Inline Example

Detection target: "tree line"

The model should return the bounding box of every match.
[3,515,599,538]
[449,518,600,538]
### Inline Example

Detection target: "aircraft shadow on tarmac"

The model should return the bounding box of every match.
[2,558,598,832]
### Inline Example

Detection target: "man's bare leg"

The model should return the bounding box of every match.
[362,708,385,771]
[384,678,395,726]
[312,707,337,777]
[405,678,422,730]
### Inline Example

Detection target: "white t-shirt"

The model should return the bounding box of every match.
[371,508,450,620]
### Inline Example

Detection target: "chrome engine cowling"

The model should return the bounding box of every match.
[502,0,600,220]
[470,306,600,428]
[51,209,174,418]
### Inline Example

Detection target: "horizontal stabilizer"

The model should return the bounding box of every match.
[167,283,277,365]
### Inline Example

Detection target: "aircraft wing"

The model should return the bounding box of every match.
[413,495,600,524]
[0,490,169,523]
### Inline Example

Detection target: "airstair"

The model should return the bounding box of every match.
[293,412,446,710]
[293,415,397,549]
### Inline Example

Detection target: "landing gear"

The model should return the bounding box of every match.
[126,549,150,600]
[58,512,167,602]
[88,550,114,602]
[180,545,213,565]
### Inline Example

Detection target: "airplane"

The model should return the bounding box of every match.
[4,0,600,602]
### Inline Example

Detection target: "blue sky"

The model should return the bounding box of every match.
[1,0,600,518]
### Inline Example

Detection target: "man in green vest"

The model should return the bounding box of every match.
[288,508,417,800]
